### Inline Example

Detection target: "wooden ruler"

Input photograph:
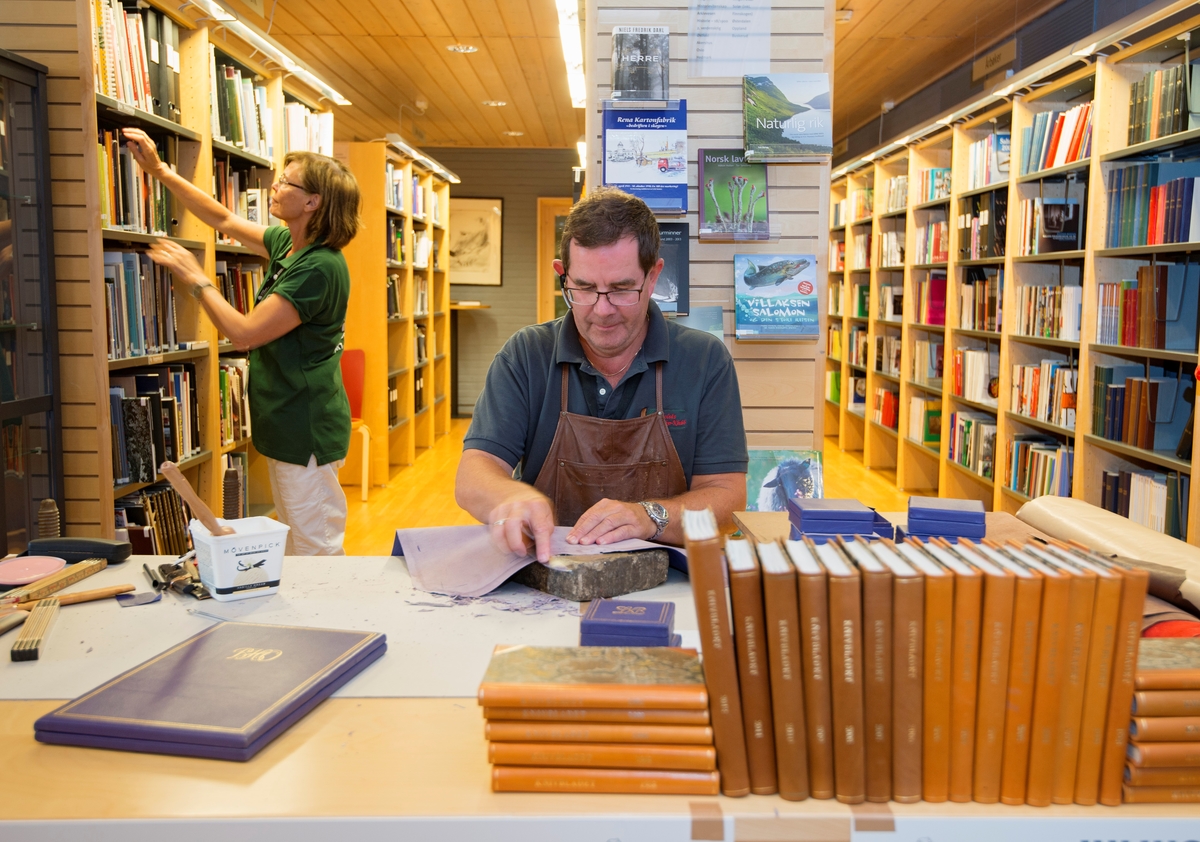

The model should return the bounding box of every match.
[2,558,107,605]
[11,598,60,661]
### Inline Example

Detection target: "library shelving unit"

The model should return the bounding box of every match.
[83,1,338,534]
[337,141,454,492]
[830,8,1200,546]
[825,178,846,445]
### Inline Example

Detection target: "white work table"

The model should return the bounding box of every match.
[0,552,1197,841]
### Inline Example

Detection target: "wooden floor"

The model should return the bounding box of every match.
[342,427,908,554]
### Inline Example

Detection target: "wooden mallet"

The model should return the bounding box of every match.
[159,461,236,537]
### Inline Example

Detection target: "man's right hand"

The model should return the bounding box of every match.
[487,489,555,563]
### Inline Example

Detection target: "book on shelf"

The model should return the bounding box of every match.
[787,539,834,799]
[1096,264,1199,351]
[1017,282,1081,340]
[966,132,1010,190]
[829,239,845,272]
[1105,162,1200,248]
[917,168,952,202]
[1096,368,1194,452]
[826,369,841,404]
[102,251,178,360]
[849,324,868,368]
[958,191,1007,259]
[849,376,867,412]
[873,386,899,430]
[958,267,1003,332]
[883,174,908,212]
[878,285,903,320]
[1006,436,1073,498]
[387,217,406,264]
[697,149,770,239]
[850,187,874,221]
[915,218,949,263]
[213,161,266,245]
[386,274,403,319]
[114,483,191,556]
[914,270,947,325]
[1100,469,1189,538]
[853,283,869,317]
[208,49,272,159]
[912,338,944,386]
[874,334,901,376]
[1020,102,1093,175]
[828,279,844,315]
[948,411,998,479]
[491,766,719,795]
[283,99,333,157]
[950,345,999,406]
[827,323,843,361]
[832,197,847,227]
[851,231,872,271]
[880,230,904,267]
[1132,689,1200,717]
[218,358,250,445]
[411,175,427,217]
[98,130,171,236]
[1011,359,1077,429]
[387,376,399,427]
[908,396,942,445]
[1127,64,1198,146]
[1017,197,1082,255]
[610,26,669,100]
[90,0,180,122]
[214,261,263,316]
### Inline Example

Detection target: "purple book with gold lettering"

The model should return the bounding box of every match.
[34,622,386,761]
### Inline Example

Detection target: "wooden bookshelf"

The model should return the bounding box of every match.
[830,10,1200,544]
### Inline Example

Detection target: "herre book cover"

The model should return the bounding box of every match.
[611,26,669,100]
[35,622,386,761]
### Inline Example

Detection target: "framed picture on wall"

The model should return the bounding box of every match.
[449,198,503,286]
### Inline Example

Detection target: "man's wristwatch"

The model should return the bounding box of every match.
[639,501,668,540]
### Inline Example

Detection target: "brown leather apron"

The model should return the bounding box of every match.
[534,363,688,527]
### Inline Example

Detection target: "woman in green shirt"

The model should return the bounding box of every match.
[123,128,360,556]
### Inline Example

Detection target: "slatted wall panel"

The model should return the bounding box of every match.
[586,0,832,448]
[432,147,578,413]
[0,0,110,535]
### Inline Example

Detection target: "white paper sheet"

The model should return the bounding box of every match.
[687,0,771,78]
[393,525,683,597]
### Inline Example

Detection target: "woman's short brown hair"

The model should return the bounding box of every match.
[284,151,361,251]
[560,187,660,276]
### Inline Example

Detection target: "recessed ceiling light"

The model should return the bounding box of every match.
[447,44,478,53]
[482,100,507,107]
[502,131,524,136]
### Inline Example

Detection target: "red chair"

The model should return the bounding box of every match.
[340,349,370,501]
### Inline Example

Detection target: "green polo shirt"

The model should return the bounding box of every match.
[249,225,351,466]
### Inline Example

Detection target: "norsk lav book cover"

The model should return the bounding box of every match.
[734,254,819,338]
[743,73,832,159]
[697,148,769,240]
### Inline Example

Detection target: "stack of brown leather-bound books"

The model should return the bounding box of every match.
[476,644,720,794]
[1125,639,1200,802]
[683,507,1151,805]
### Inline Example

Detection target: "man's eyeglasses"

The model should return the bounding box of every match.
[274,176,312,193]
[562,279,645,307]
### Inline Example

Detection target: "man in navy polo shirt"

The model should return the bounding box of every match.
[455,188,748,563]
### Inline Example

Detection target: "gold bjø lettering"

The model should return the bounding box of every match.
[227,647,283,662]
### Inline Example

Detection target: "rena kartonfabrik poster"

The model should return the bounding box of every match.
[734,254,818,339]
[602,101,688,213]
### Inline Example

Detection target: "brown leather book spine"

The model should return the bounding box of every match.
[1072,568,1124,804]
[798,567,836,799]
[972,567,1015,804]
[487,741,718,771]
[891,572,925,803]
[947,565,982,803]
[476,683,709,710]
[1125,764,1200,786]
[1123,377,1139,445]
[761,559,810,800]
[861,566,893,803]
[1025,569,1073,807]
[1137,379,1156,451]
[1121,784,1200,803]
[1050,567,1097,804]
[1135,670,1200,691]
[999,573,1044,805]
[484,721,715,744]
[685,527,752,796]
[491,766,721,795]
[828,564,866,804]
[1133,690,1200,717]
[1132,717,1200,742]
[482,708,711,726]
[1098,567,1150,805]
[922,570,954,803]
[729,558,779,794]
[1129,741,1200,767]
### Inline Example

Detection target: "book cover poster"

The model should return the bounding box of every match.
[733,253,818,338]
[654,221,689,315]
[743,74,832,159]
[746,448,823,511]
[1038,198,1080,252]
[611,26,669,100]
[697,148,769,239]
[603,102,688,213]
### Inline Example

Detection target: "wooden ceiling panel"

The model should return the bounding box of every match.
[494,0,539,39]
[393,0,454,38]
[433,0,488,37]
[472,36,555,146]
[364,0,420,36]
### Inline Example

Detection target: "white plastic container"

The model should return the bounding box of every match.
[190,517,290,602]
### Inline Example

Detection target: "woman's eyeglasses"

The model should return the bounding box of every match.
[274,176,312,193]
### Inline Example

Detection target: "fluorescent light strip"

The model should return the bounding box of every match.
[555,0,586,108]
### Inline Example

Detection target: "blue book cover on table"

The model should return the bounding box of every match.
[581,599,675,638]
[908,496,986,525]
[34,622,386,761]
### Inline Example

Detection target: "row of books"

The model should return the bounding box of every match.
[1095,265,1199,351]
[415,325,429,365]
[1104,163,1200,248]
[98,130,170,236]
[1010,361,1078,430]
[849,325,868,368]
[850,232,871,271]
[1094,367,1193,455]
[829,239,846,272]
[103,251,178,361]
[1126,63,1197,147]
[1100,469,1189,539]
[90,0,181,123]
[958,191,1008,260]
[916,168,952,203]
[386,218,406,264]
[965,132,1011,191]
[958,268,1002,332]
[847,376,867,414]
[908,396,941,444]
[386,274,403,319]
[883,175,908,213]
[949,346,999,406]
[1015,282,1082,341]
[387,376,400,427]
[1123,639,1200,801]
[283,101,334,157]
[414,369,428,414]
[912,338,944,385]
[1005,436,1072,499]
[827,324,842,361]
[880,230,904,268]
[914,219,949,264]
[878,285,903,320]
[213,162,266,245]
[875,334,901,376]
[850,188,874,222]
[828,280,843,315]
[1015,197,1082,255]
[214,261,263,317]
[413,231,435,270]
[386,161,406,210]
[873,386,899,430]
[1019,103,1092,176]
[115,484,191,557]
[913,272,947,325]
[832,198,847,228]
[218,358,249,446]
[851,283,869,318]
[948,410,998,479]
[109,366,199,486]
[826,370,841,404]
[208,50,272,160]
[414,277,430,316]
[683,511,1150,805]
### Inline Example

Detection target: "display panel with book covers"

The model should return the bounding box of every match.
[733,254,818,338]
[743,74,832,160]
[654,222,689,315]
[611,26,669,100]
[602,102,688,214]
[697,149,769,240]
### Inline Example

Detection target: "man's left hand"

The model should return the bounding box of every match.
[567,498,656,546]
